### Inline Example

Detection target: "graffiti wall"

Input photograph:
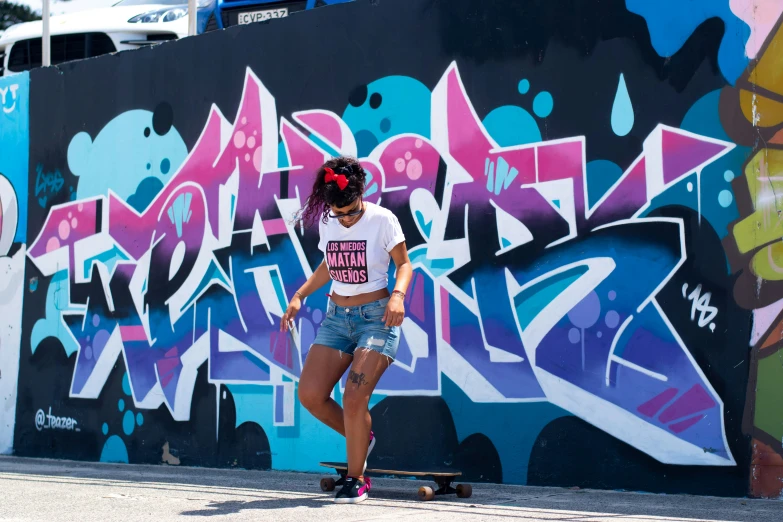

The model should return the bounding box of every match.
[5,0,783,498]
[0,73,29,455]
[720,14,783,498]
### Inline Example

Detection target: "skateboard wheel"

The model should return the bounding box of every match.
[320,478,336,492]
[456,484,472,498]
[418,486,435,501]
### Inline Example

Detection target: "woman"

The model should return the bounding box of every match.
[281,156,412,504]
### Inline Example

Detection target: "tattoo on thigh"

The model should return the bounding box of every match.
[348,370,368,386]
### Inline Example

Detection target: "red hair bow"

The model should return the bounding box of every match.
[324,167,349,190]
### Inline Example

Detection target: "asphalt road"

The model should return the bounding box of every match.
[0,456,779,521]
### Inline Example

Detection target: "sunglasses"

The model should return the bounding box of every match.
[328,200,364,219]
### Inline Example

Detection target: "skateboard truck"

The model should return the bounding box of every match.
[417,477,472,501]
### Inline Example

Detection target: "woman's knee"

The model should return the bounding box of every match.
[298,382,328,412]
[342,388,369,417]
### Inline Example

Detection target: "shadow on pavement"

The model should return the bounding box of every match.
[0,457,778,522]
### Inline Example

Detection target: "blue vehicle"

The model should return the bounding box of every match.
[204,0,353,32]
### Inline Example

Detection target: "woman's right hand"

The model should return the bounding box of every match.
[280,295,302,332]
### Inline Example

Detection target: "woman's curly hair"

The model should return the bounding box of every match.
[298,156,366,228]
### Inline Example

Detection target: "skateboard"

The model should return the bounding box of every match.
[318,461,472,501]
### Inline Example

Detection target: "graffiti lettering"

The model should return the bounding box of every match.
[34,408,80,432]
[0,83,19,115]
[0,73,28,457]
[0,173,19,257]
[26,62,737,467]
[34,165,65,208]
[681,283,718,331]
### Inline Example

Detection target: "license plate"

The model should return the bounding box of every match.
[238,7,288,24]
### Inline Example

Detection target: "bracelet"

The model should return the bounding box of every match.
[392,290,405,299]
[294,291,305,300]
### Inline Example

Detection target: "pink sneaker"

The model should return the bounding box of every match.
[334,476,371,504]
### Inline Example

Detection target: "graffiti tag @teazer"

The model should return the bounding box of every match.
[35,408,80,432]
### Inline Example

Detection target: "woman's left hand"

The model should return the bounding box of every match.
[383,295,405,327]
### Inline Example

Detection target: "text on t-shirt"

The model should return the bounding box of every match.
[326,240,368,283]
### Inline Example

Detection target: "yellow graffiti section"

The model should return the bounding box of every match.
[739,90,783,128]
[734,149,783,279]
[749,21,783,100]
[732,19,783,281]
[725,14,783,500]
[752,242,783,281]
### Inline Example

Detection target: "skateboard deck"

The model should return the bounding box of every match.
[319,461,472,501]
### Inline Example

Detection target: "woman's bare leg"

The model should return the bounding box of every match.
[342,348,391,478]
[298,345,352,435]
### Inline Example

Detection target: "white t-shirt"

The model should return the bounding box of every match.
[318,202,405,297]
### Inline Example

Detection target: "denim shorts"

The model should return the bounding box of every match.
[312,296,400,360]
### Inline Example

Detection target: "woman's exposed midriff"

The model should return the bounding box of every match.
[330,287,390,307]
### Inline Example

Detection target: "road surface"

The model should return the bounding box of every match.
[0,456,778,521]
